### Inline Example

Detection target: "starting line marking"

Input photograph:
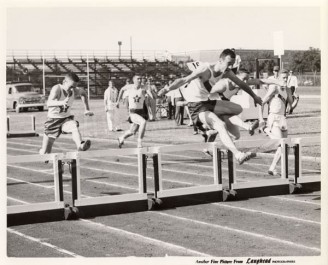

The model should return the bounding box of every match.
[7,228,82,257]
[150,212,321,253]
[80,219,210,257]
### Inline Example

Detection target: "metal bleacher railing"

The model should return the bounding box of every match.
[6,50,189,98]
[6,49,169,62]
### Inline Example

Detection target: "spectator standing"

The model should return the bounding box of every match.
[145,78,158,121]
[104,80,120,132]
[165,80,175,119]
[231,48,242,72]
[286,70,299,114]
[121,78,132,109]
[174,88,185,125]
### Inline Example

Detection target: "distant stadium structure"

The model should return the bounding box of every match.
[6,50,190,98]
[6,48,320,98]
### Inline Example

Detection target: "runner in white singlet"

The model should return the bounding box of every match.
[116,74,156,148]
[159,49,262,165]
[259,70,294,176]
[39,73,94,156]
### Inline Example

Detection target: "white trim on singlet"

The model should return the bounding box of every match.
[48,84,75,119]
[269,87,287,115]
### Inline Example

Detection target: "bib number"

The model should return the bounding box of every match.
[186,61,202,71]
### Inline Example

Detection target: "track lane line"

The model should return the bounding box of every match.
[7,141,322,206]
[7,196,29,204]
[7,146,211,186]
[7,228,82,257]
[149,211,321,253]
[80,219,210,257]
[7,141,321,185]
[268,196,321,206]
[6,141,286,177]
[211,203,320,225]
[7,174,321,255]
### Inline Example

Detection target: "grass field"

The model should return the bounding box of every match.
[6,86,322,258]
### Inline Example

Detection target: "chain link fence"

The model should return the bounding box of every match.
[296,74,320,86]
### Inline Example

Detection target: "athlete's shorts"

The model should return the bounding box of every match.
[44,115,79,138]
[267,113,287,131]
[128,108,148,123]
[188,100,216,125]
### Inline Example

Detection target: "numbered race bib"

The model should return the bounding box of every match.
[186,61,204,72]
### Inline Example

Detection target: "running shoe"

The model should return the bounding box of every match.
[117,137,124,148]
[207,130,218,142]
[78,140,91,151]
[236,152,256,165]
[202,149,213,157]
[249,120,259,136]
[268,169,280,176]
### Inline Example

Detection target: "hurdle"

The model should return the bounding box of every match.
[224,137,321,200]
[290,137,321,193]
[148,143,224,208]
[64,148,151,218]
[7,115,39,138]
[7,153,65,226]
[223,138,291,200]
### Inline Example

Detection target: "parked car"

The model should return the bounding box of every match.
[303,80,313,86]
[6,82,46,113]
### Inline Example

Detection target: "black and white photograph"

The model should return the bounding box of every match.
[1,0,327,264]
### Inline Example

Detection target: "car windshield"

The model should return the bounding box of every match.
[15,85,34,93]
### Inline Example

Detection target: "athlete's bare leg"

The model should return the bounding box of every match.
[199,111,255,164]
[229,116,250,131]
[221,116,240,140]
[39,135,56,154]
[213,100,242,117]
[265,126,288,175]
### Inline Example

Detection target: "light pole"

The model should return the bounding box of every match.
[118,41,122,59]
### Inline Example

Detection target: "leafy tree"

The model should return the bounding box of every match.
[303,47,321,74]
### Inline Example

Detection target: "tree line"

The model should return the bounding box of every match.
[238,47,320,75]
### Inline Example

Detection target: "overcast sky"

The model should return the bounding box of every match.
[6,4,321,53]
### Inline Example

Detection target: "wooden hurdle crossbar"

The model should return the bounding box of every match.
[7,153,65,226]
[148,143,224,207]
[291,137,321,185]
[226,137,321,199]
[7,115,39,138]
[63,148,150,217]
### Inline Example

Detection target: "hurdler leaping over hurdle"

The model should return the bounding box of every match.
[39,72,94,155]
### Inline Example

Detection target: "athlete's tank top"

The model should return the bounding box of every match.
[127,86,145,110]
[183,63,227,102]
[269,87,287,115]
[48,84,75,118]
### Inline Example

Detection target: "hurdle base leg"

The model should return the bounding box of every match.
[289,183,303,194]
[64,206,80,220]
[222,189,237,202]
[147,197,164,210]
